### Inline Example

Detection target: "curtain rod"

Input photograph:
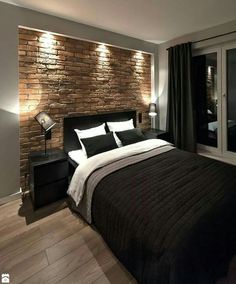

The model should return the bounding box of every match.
[166,30,236,50]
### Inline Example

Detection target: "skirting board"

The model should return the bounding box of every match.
[198,151,236,166]
[0,190,22,206]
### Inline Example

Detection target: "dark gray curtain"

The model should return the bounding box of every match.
[167,42,196,152]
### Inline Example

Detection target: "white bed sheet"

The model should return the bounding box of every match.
[68,139,171,207]
[68,149,87,165]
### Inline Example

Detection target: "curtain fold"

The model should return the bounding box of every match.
[167,42,196,152]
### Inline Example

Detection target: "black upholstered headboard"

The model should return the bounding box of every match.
[63,110,137,153]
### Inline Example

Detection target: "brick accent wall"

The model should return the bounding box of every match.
[19,28,152,189]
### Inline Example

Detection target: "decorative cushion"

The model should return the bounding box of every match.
[106,119,134,147]
[80,132,118,158]
[74,123,106,155]
[115,128,146,146]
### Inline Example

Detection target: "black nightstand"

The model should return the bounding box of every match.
[29,149,69,209]
[143,129,170,141]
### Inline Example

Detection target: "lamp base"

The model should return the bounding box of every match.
[151,116,157,129]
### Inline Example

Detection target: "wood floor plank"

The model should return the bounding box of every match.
[0,218,26,242]
[46,225,95,264]
[40,212,85,237]
[27,205,71,229]
[57,248,117,284]
[0,205,71,243]
[0,198,136,284]
[0,227,42,257]
[0,210,24,227]
[62,212,87,228]
[0,219,78,270]
[0,199,21,217]
[8,251,48,284]
[23,235,107,284]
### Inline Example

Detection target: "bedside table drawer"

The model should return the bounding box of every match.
[34,178,68,208]
[34,160,68,186]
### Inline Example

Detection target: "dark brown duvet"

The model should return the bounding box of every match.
[91,149,236,284]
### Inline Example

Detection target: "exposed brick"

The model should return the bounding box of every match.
[19,28,151,190]
[47,65,64,70]
[19,34,38,41]
[39,47,58,55]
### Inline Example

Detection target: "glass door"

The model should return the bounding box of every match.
[222,44,236,157]
[192,48,222,153]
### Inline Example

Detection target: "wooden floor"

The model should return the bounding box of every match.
[0,196,136,284]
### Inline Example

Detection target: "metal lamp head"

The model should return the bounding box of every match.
[34,112,56,157]
[149,103,157,117]
[35,111,56,132]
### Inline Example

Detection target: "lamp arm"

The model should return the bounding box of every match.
[44,130,47,156]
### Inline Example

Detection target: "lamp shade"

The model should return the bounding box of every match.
[35,112,56,132]
[149,103,157,117]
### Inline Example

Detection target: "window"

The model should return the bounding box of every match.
[192,52,218,148]
[193,44,236,161]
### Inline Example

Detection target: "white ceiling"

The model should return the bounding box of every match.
[1,0,236,43]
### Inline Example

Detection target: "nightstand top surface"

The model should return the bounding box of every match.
[29,149,67,166]
[143,128,166,134]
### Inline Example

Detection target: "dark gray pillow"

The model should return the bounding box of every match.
[80,132,118,158]
[115,128,146,146]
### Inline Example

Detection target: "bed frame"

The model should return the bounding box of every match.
[63,110,137,153]
[63,109,137,174]
[63,109,137,219]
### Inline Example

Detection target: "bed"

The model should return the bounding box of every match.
[63,110,236,284]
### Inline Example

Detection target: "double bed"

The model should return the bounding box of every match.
[63,110,236,284]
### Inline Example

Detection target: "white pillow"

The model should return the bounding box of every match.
[107,119,134,147]
[106,119,134,132]
[68,149,87,165]
[74,123,106,154]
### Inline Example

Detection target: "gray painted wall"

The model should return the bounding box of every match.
[0,1,158,199]
[2,0,236,198]
[157,19,236,130]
